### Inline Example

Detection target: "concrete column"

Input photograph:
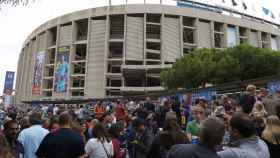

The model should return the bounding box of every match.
[143,13,147,65]
[161,14,164,65]
[67,21,75,100]
[84,17,91,98]
[52,25,60,99]
[257,31,262,48]
[194,18,199,47]
[236,26,240,45]
[268,33,272,49]
[223,23,227,48]
[277,36,280,50]
[103,15,110,97]
[210,21,215,48]
[39,31,49,99]
[123,14,127,65]
[179,16,184,56]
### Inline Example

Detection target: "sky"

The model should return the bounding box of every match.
[0,0,278,95]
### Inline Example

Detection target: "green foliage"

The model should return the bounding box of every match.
[160,44,280,89]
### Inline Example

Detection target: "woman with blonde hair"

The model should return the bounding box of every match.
[262,115,280,158]
[0,133,13,158]
[250,101,267,117]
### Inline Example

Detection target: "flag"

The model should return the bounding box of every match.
[271,12,275,19]
[3,71,15,95]
[262,7,270,15]
[242,2,247,10]
[232,0,237,6]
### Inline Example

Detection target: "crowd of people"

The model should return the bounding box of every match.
[0,84,280,158]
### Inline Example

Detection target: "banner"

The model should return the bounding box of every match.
[3,71,15,95]
[32,51,45,95]
[227,26,237,47]
[3,95,11,109]
[54,46,70,93]
[267,81,280,95]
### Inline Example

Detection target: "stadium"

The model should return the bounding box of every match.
[15,1,280,104]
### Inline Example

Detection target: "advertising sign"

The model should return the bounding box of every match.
[3,71,15,95]
[54,46,70,93]
[32,51,45,95]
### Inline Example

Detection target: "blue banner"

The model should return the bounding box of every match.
[3,71,15,95]
[267,81,280,95]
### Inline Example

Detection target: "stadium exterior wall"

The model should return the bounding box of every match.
[15,4,280,103]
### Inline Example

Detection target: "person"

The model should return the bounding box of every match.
[144,97,155,112]
[252,116,266,137]
[167,117,225,158]
[85,122,113,158]
[85,119,99,141]
[0,133,13,158]
[42,118,50,130]
[19,116,30,131]
[264,88,280,116]
[71,121,87,143]
[262,115,280,158]
[186,106,205,141]
[114,101,126,121]
[128,118,153,158]
[95,102,105,120]
[218,113,270,158]
[239,84,257,114]
[36,112,85,158]
[3,120,24,158]
[108,123,125,158]
[257,88,269,101]
[18,111,49,158]
[219,95,235,115]
[148,120,188,158]
[48,117,60,132]
[250,101,267,117]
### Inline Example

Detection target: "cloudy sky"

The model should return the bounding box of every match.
[0,0,278,95]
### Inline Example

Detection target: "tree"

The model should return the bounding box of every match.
[226,44,280,80]
[160,44,280,90]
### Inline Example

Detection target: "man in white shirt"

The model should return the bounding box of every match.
[18,111,49,158]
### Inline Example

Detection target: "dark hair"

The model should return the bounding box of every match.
[239,94,256,114]
[132,118,145,128]
[4,120,18,131]
[163,120,181,131]
[59,112,72,126]
[230,113,255,138]
[108,123,124,138]
[49,117,59,130]
[252,116,265,137]
[29,111,42,125]
[200,117,225,149]
[92,123,110,142]
[160,120,189,149]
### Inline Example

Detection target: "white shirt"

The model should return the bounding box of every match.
[85,138,114,158]
[53,107,59,115]
[18,125,49,158]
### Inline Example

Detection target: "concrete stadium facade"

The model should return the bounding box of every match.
[15,4,280,103]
